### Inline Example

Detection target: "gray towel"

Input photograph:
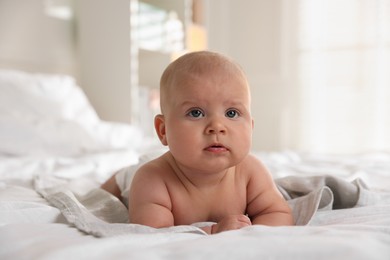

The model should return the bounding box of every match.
[36,174,390,237]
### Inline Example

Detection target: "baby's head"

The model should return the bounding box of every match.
[159,51,251,115]
[155,51,254,172]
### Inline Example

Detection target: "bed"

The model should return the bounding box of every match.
[1,69,390,260]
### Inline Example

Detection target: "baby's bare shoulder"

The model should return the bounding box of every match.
[133,155,171,183]
[239,154,269,176]
[129,155,173,208]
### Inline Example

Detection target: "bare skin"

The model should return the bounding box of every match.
[128,152,293,234]
[101,51,294,234]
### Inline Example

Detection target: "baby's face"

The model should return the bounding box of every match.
[161,68,253,173]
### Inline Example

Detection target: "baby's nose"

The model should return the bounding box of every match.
[205,119,227,134]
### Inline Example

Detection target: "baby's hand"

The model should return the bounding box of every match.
[212,214,252,234]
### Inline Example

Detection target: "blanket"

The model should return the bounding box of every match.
[35,174,390,237]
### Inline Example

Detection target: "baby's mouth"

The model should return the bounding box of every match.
[204,144,229,153]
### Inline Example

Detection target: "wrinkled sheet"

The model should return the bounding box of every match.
[35,173,390,236]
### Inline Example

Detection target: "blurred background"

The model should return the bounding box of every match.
[0,0,389,154]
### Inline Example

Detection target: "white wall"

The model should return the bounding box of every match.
[75,0,134,124]
[0,0,76,75]
[205,0,295,151]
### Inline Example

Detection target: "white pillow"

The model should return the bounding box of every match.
[0,69,99,125]
[0,69,143,156]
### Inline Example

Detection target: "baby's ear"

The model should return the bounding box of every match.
[154,114,168,146]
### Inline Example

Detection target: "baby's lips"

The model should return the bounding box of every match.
[204,144,228,152]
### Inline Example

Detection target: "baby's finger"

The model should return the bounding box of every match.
[237,214,252,225]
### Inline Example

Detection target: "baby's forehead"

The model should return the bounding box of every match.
[180,54,241,76]
[173,67,246,90]
[171,58,246,87]
[160,51,250,111]
[163,52,245,82]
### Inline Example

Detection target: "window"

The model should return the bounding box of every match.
[296,0,390,153]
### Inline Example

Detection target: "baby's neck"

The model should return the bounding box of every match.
[165,153,232,190]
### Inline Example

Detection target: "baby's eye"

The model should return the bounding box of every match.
[187,109,204,118]
[226,109,239,118]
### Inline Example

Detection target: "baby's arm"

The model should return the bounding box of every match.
[128,164,174,228]
[246,156,294,226]
[101,174,122,200]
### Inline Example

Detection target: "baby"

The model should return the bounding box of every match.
[101,51,294,234]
